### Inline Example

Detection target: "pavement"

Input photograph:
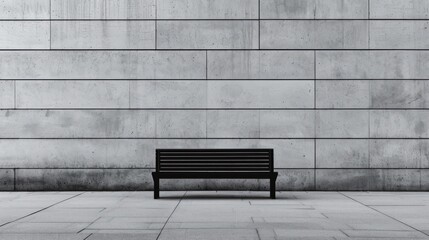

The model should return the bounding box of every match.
[0,191,429,239]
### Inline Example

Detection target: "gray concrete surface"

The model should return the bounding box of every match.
[1,0,429,191]
[1,191,429,239]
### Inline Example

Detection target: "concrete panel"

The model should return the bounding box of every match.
[51,21,155,49]
[261,20,368,49]
[316,169,374,191]
[370,110,429,138]
[372,169,421,191]
[261,0,315,19]
[208,51,314,79]
[370,0,429,19]
[0,22,49,49]
[155,139,207,150]
[317,51,429,79]
[0,110,156,138]
[15,169,153,191]
[316,51,370,79]
[207,111,259,138]
[157,21,258,49]
[370,80,429,108]
[369,51,429,79]
[0,139,207,168]
[16,81,129,108]
[371,21,429,49]
[0,139,155,168]
[316,139,369,168]
[260,140,314,168]
[0,0,49,19]
[51,0,155,19]
[207,139,315,168]
[130,81,207,108]
[156,110,206,138]
[316,110,369,138]
[260,110,315,138]
[208,81,313,108]
[370,140,428,168]
[260,0,368,19]
[421,170,429,190]
[0,81,14,109]
[157,0,258,19]
[0,51,205,79]
[314,0,368,19]
[316,80,369,108]
[276,169,314,191]
[0,169,14,191]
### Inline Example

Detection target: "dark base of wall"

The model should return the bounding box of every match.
[1,168,428,191]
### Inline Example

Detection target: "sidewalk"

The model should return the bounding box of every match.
[0,191,428,239]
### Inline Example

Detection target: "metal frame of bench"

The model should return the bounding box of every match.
[152,149,278,199]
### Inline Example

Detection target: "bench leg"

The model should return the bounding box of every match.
[270,177,276,199]
[154,177,159,199]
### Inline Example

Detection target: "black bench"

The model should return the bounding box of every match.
[152,149,278,199]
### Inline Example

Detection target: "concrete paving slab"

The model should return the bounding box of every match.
[342,229,428,238]
[0,191,429,239]
[87,232,159,240]
[0,234,89,240]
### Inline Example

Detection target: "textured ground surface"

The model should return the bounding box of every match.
[0,191,429,239]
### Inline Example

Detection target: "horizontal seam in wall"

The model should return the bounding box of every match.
[3,49,429,51]
[4,79,429,81]
[5,168,429,170]
[2,108,429,110]
[0,138,427,140]
[4,168,429,170]
[2,19,429,21]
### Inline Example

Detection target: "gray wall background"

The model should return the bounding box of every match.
[0,0,428,191]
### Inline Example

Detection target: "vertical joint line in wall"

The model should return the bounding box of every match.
[258,0,260,50]
[368,0,370,49]
[258,110,261,139]
[313,50,316,189]
[13,168,15,191]
[368,111,370,168]
[420,168,422,190]
[155,0,157,50]
[205,109,208,139]
[128,81,131,109]
[205,51,208,80]
[49,0,51,50]
[313,107,316,189]
[368,81,371,168]
[368,0,370,19]
[13,80,16,109]
[206,56,208,136]
[313,51,316,109]
[313,110,316,189]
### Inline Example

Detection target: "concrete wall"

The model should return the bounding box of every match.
[0,0,428,191]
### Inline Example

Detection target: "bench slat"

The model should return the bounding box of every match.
[160,164,269,167]
[160,160,269,163]
[159,169,270,171]
[159,154,270,157]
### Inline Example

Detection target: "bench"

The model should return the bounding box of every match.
[152,149,278,199]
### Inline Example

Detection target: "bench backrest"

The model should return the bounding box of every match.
[156,149,274,172]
